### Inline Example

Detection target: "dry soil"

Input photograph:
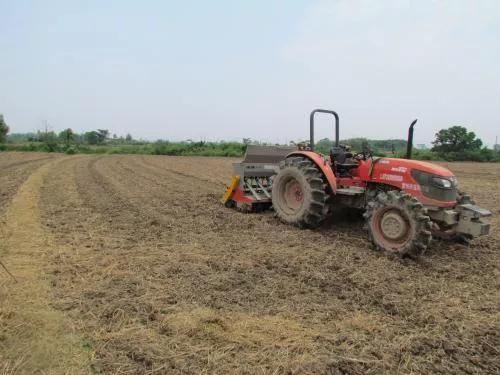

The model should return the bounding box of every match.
[0,152,498,374]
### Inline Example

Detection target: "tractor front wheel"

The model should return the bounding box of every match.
[272,156,328,228]
[364,190,432,257]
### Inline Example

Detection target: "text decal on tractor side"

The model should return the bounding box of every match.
[222,109,491,257]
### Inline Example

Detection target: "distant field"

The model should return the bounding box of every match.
[0,152,498,374]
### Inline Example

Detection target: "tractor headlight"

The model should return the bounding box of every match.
[411,170,458,201]
[432,177,453,189]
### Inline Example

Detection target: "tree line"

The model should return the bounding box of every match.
[1,118,246,156]
[0,114,498,161]
[7,128,134,146]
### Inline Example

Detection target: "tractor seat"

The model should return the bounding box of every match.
[330,145,358,169]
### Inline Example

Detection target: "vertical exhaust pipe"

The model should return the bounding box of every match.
[406,119,418,159]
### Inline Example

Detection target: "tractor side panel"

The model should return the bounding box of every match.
[287,151,337,193]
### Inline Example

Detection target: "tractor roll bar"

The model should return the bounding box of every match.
[310,109,339,151]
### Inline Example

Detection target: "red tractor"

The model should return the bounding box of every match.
[223,109,491,256]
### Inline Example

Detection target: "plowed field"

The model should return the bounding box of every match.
[1,152,498,374]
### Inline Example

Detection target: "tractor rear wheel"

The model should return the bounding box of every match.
[272,156,328,228]
[364,190,432,257]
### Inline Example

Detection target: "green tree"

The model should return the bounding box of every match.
[432,126,482,153]
[58,128,74,146]
[0,114,10,143]
[125,133,133,142]
[83,129,109,145]
[315,138,333,154]
[97,129,109,143]
[84,131,100,145]
[39,130,58,152]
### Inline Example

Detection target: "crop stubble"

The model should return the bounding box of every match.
[1,152,499,373]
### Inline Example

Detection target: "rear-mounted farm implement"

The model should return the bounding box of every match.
[223,109,491,256]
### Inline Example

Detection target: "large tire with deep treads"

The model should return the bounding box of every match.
[364,190,432,257]
[272,156,328,228]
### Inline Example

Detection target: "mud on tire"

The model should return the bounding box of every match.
[364,190,432,257]
[272,156,328,228]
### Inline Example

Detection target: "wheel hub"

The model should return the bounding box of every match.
[380,211,408,240]
[284,179,303,210]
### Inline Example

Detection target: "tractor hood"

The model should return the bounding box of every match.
[367,157,457,207]
[377,158,455,177]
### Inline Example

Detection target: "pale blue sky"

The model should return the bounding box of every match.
[1,0,499,145]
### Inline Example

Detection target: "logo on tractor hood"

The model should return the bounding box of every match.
[380,173,404,182]
[391,166,408,173]
[402,182,421,191]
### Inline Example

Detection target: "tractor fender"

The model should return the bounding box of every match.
[286,151,337,194]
